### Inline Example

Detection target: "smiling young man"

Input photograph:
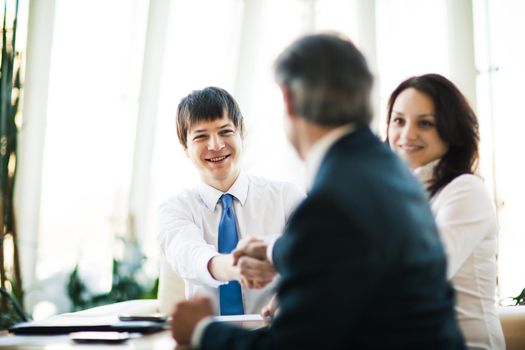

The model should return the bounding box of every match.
[158,87,304,315]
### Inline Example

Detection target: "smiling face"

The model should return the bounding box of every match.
[387,88,449,169]
[185,114,242,191]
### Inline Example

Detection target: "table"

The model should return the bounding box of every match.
[0,329,177,349]
[0,300,263,349]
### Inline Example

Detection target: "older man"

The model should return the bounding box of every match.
[171,34,465,350]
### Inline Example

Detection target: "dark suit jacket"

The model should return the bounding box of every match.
[201,127,465,349]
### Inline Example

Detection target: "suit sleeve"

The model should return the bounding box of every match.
[200,192,385,350]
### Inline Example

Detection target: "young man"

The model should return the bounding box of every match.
[157,87,303,315]
[170,35,465,349]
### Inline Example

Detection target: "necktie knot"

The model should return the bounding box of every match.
[220,194,234,210]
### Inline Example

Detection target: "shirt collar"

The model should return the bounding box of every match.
[305,124,356,190]
[197,171,249,211]
[413,159,440,190]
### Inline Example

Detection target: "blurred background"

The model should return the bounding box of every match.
[3,0,524,320]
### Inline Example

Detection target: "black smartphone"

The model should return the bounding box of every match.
[118,314,168,323]
[70,331,131,344]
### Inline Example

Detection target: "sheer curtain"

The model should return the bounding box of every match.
[473,0,525,302]
[30,0,149,318]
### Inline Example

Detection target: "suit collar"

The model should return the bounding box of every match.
[305,124,356,190]
[310,126,375,191]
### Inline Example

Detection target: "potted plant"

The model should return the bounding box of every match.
[67,232,158,311]
[512,288,525,306]
[0,0,28,330]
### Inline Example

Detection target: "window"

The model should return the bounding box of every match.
[21,0,524,317]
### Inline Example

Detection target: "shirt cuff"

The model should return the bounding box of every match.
[191,316,214,348]
[197,251,226,288]
[266,236,278,264]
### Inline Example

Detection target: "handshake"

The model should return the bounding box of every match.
[171,237,279,345]
[232,237,276,289]
[206,236,279,320]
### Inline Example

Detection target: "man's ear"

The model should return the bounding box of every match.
[183,146,189,158]
[280,85,297,120]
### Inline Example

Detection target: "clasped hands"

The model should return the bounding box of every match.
[171,237,277,346]
[233,236,276,289]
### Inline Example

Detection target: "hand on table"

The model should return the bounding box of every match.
[261,293,279,324]
[171,297,214,346]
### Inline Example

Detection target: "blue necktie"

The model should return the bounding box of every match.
[218,194,244,315]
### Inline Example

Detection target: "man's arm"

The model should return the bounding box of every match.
[159,198,237,287]
[174,193,379,350]
[208,254,240,282]
[172,298,271,348]
[229,182,304,288]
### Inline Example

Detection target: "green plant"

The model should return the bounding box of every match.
[0,285,28,327]
[66,235,158,311]
[0,0,25,330]
[512,288,525,306]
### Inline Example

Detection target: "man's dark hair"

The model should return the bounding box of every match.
[386,73,480,197]
[176,87,244,148]
[274,33,373,127]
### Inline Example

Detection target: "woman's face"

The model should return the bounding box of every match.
[388,88,449,169]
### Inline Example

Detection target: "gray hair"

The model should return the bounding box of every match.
[274,33,373,127]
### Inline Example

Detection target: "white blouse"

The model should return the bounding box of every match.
[415,161,505,350]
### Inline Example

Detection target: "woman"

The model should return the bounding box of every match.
[387,73,505,349]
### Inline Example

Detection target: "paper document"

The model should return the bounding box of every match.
[213,314,263,322]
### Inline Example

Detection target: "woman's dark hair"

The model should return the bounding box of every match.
[386,73,479,197]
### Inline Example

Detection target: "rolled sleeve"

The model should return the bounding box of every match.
[159,198,225,288]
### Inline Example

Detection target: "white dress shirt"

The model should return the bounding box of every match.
[415,161,505,350]
[158,171,304,314]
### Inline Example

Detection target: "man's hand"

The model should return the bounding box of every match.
[171,297,214,346]
[233,237,276,289]
[232,237,269,263]
[237,256,276,288]
[261,293,279,324]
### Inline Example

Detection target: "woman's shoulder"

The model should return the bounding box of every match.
[447,173,487,191]
[437,173,493,206]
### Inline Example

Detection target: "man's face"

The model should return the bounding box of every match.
[185,114,243,189]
